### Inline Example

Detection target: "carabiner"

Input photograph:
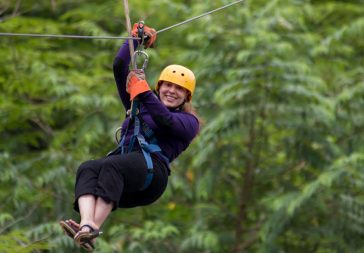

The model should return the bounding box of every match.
[133,50,149,71]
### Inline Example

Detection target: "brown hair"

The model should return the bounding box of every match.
[182,100,204,133]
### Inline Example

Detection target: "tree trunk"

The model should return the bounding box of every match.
[231,115,257,253]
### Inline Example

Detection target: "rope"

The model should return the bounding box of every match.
[0,0,245,40]
[122,0,135,67]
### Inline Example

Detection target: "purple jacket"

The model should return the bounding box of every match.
[113,40,199,164]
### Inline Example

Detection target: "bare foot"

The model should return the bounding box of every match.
[66,219,80,230]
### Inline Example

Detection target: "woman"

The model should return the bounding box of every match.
[60,24,200,251]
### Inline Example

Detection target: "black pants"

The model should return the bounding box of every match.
[74,151,169,211]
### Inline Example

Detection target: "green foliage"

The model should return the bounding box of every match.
[260,154,364,252]
[0,230,49,253]
[181,229,219,252]
[1,0,364,252]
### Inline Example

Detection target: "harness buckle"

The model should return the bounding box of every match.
[126,108,140,116]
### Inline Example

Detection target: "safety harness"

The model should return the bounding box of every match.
[117,22,168,190]
[118,100,169,190]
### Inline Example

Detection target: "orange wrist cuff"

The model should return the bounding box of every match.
[129,80,150,100]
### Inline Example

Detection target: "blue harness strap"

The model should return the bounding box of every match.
[119,100,168,190]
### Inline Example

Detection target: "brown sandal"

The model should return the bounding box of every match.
[74,224,102,250]
[59,220,94,251]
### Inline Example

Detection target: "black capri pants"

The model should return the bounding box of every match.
[73,150,169,211]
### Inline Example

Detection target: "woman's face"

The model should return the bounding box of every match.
[159,81,188,108]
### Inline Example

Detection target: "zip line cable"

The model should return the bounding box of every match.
[156,0,244,34]
[0,0,245,40]
[0,33,135,40]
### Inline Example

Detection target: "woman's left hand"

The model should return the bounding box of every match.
[131,23,157,48]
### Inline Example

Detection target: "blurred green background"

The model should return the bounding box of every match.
[1,0,364,252]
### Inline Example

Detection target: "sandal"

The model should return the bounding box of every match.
[59,220,95,251]
[74,224,102,248]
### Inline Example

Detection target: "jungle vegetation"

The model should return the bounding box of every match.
[1,0,364,252]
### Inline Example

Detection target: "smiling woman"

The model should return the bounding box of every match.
[59,23,201,251]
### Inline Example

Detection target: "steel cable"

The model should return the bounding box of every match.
[0,0,245,40]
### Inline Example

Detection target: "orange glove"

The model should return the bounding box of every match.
[131,23,157,48]
[126,70,150,100]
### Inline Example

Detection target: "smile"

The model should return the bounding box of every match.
[165,95,177,100]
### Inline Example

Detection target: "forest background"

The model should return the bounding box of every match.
[1,0,364,252]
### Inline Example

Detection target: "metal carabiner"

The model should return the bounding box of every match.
[132,50,149,71]
[132,21,148,70]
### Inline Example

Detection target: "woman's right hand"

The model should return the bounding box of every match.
[126,70,150,100]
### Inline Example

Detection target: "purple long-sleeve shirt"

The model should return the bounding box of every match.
[113,40,199,164]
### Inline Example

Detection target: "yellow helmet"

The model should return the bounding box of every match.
[156,65,196,102]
